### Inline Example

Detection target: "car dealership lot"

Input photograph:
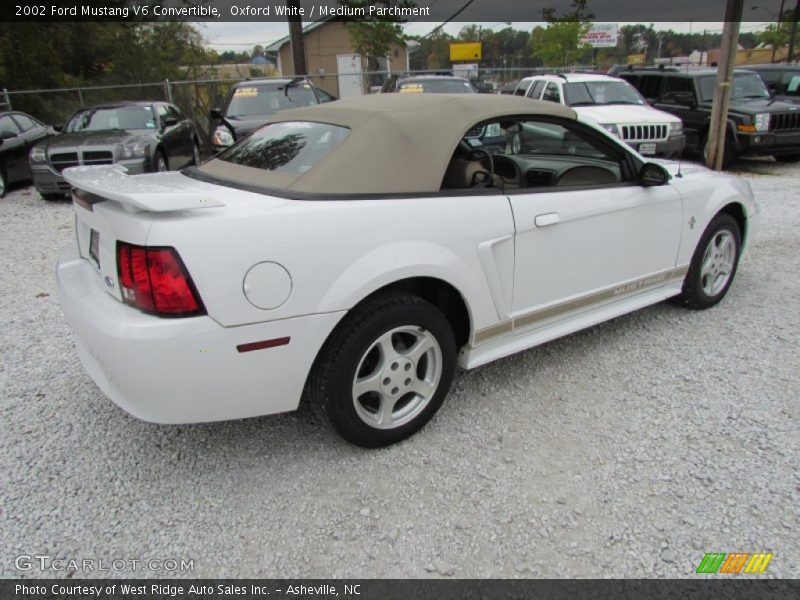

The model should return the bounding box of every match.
[1,160,798,579]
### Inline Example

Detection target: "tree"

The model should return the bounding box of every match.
[457,25,481,42]
[757,22,792,60]
[340,1,409,65]
[530,0,594,67]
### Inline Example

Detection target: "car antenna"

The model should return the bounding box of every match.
[675,145,684,178]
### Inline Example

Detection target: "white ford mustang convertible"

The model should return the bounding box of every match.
[57,94,759,447]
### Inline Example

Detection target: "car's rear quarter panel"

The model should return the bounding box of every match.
[144,191,516,339]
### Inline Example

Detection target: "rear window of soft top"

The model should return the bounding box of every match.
[216,121,349,173]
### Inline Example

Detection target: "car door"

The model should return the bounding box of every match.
[0,114,26,183]
[653,76,705,150]
[156,104,186,167]
[501,117,683,332]
[11,113,48,179]
[170,105,194,167]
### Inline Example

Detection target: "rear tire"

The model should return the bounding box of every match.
[306,292,457,448]
[0,168,7,198]
[675,213,741,309]
[774,154,800,163]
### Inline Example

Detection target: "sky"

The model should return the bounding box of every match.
[198,21,774,52]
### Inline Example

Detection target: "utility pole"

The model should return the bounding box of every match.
[771,0,786,63]
[706,0,744,170]
[287,0,307,75]
[787,0,799,64]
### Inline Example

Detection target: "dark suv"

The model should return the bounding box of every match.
[210,77,336,153]
[619,67,800,167]
[746,64,800,106]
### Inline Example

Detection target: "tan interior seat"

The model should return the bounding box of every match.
[441,158,485,189]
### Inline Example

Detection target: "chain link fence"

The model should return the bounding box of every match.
[2,65,598,149]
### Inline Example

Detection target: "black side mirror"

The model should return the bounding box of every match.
[210,108,222,120]
[162,116,178,127]
[0,130,17,141]
[53,124,63,133]
[639,162,670,187]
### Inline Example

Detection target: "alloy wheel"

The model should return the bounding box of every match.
[352,326,443,430]
[700,229,736,297]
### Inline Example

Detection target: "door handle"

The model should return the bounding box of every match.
[535,213,560,227]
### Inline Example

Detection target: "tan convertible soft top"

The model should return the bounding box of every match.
[196,93,577,196]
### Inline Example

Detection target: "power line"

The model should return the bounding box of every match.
[421,0,479,39]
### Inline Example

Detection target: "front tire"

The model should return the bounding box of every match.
[0,168,7,198]
[676,213,742,309]
[155,151,169,172]
[306,292,457,448]
[191,140,201,165]
[701,133,735,170]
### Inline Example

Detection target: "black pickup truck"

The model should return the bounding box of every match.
[619,67,800,168]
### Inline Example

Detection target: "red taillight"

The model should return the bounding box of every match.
[116,242,204,317]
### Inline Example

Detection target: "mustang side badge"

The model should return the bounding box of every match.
[689,216,696,230]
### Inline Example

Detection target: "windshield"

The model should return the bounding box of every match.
[66,106,156,132]
[225,83,319,118]
[698,73,770,102]
[398,79,474,93]
[563,81,645,106]
[216,121,349,173]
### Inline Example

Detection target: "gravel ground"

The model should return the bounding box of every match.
[0,159,798,579]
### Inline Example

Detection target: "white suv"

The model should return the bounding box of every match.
[515,73,686,158]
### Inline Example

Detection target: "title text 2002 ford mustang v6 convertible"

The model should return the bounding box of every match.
[56,94,759,447]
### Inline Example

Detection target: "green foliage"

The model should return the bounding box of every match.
[757,23,791,52]
[0,19,212,124]
[0,21,210,91]
[339,1,409,60]
[530,0,594,67]
[409,26,535,71]
[218,50,251,64]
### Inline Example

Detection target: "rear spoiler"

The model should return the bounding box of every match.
[62,165,225,212]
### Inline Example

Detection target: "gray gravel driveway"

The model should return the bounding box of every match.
[1,160,797,579]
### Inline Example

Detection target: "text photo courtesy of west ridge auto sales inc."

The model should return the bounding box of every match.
[0,0,798,598]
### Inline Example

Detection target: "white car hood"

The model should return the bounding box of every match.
[575,104,679,126]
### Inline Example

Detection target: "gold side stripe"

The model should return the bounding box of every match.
[473,266,689,346]
[473,320,514,344]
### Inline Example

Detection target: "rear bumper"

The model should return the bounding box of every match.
[56,245,344,424]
